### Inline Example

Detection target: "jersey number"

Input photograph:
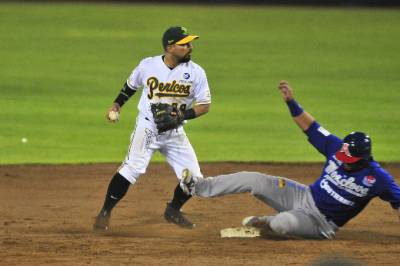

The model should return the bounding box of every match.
[172,103,186,112]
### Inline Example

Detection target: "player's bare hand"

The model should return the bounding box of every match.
[278,80,294,102]
[106,102,121,122]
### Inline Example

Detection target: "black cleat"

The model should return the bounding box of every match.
[164,202,195,229]
[93,210,111,231]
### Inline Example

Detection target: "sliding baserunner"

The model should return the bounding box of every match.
[180,81,400,239]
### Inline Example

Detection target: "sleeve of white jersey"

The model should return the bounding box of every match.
[126,60,144,90]
[193,67,211,105]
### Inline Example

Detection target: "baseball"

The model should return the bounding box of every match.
[108,110,119,121]
[21,137,28,143]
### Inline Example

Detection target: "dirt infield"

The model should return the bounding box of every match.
[1,163,400,265]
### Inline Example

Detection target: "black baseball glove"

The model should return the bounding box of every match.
[151,103,184,133]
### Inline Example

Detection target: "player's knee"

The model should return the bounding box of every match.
[269,212,299,235]
[118,165,143,184]
[239,172,272,195]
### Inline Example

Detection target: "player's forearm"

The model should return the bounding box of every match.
[114,82,136,107]
[279,81,314,131]
[181,104,209,121]
[191,103,210,118]
[285,99,315,131]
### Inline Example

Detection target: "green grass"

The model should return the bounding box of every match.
[1,3,399,164]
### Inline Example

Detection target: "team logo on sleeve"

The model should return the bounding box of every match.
[362,175,376,187]
[146,77,191,99]
[183,73,190,79]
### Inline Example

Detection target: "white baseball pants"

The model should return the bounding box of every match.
[119,117,202,184]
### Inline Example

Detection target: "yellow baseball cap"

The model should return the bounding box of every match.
[162,26,199,48]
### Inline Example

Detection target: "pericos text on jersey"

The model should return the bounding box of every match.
[147,77,191,99]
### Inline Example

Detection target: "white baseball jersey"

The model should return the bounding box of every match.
[127,55,211,125]
[118,55,211,184]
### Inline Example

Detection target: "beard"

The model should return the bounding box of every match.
[177,53,192,63]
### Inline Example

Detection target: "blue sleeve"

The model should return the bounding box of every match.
[379,177,400,210]
[304,121,343,157]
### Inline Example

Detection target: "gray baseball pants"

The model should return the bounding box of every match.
[194,171,338,239]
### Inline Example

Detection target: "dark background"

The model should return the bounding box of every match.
[6,0,400,7]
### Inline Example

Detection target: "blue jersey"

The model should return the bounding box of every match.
[306,122,400,227]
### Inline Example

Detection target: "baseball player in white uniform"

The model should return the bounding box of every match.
[93,26,211,230]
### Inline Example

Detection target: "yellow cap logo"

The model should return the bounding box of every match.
[181,27,188,35]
